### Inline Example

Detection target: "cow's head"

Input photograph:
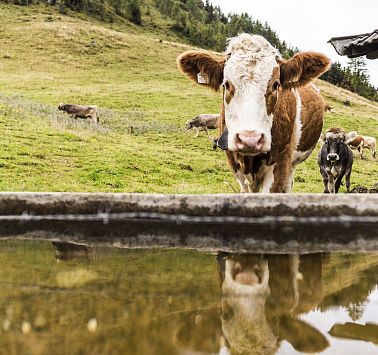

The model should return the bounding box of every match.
[217,254,277,354]
[322,128,356,163]
[185,120,193,130]
[177,34,330,155]
[58,103,65,111]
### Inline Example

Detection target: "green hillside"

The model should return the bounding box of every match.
[0,4,377,193]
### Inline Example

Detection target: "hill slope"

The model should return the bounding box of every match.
[0,4,377,193]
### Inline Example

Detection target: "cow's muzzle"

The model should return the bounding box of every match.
[235,131,265,153]
[327,153,339,162]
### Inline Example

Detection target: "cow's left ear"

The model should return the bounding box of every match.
[177,51,225,91]
[279,52,331,88]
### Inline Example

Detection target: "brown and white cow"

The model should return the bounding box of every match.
[177,34,330,192]
[58,103,99,123]
[185,113,220,139]
[347,133,376,159]
[362,135,377,159]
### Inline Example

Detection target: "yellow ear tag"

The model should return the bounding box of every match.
[197,72,209,84]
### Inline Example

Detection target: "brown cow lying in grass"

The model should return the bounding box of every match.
[177,33,330,192]
[58,103,99,123]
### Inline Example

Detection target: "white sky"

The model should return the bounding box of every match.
[211,0,378,87]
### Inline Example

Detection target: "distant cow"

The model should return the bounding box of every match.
[178,33,330,192]
[324,104,334,113]
[347,133,376,159]
[58,103,99,123]
[185,114,220,139]
[318,128,356,193]
[362,135,377,159]
[347,132,364,158]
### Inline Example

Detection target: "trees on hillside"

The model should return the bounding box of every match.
[321,58,378,101]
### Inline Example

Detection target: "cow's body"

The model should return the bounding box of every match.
[216,253,327,354]
[347,133,376,159]
[225,85,324,193]
[318,128,354,193]
[347,133,364,158]
[58,103,99,123]
[185,113,220,139]
[361,135,376,159]
[177,34,330,193]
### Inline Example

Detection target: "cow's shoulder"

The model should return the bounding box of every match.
[296,85,324,152]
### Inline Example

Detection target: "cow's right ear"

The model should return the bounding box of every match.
[177,51,225,92]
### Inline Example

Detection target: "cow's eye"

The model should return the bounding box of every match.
[273,81,280,91]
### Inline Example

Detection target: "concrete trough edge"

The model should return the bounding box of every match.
[0,192,377,252]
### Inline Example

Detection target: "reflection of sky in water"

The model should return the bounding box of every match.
[278,287,378,354]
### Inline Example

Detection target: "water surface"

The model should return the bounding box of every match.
[0,240,377,354]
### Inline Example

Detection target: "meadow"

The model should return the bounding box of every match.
[0,4,377,193]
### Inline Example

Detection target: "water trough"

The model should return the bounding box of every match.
[0,192,377,253]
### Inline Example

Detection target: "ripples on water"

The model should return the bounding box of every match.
[0,240,377,355]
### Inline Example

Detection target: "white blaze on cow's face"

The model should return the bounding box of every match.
[223,34,280,154]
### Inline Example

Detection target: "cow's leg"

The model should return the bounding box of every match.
[235,171,248,193]
[358,143,364,159]
[194,127,200,138]
[334,175,344,193]
[345,170,352,193]
[327,174,335,193]
[204,127,211,141]
[284,168,295,193]
[269,155,292,193]
[244,173,261,193]
[319,167,329,193]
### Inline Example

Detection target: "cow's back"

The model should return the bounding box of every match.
[349,135,364,148]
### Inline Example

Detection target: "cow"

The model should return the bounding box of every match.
[177,33,330,193]
[58,103,99,123]
[361,135,376,159]
[185,113,220,139]
[324,104,334,113]
[318,128,355,193]
[347,133,376,159]
[174,253,329,355]
[347,132,364,158]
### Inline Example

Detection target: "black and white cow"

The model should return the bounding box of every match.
[318,128,356,193]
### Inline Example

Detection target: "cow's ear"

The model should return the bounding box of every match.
[279,52,331,89]
[319,132,326,142]
[177,51,225,91]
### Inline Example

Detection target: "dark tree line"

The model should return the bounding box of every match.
[156,0,377,101]
[156,0,298,58]
[321,58,378,101]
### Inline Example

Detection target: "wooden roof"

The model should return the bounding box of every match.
[329,29,378,59]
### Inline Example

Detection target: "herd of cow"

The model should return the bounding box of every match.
[57,33,376,194]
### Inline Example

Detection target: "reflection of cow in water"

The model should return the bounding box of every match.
[174,253,329,354]
[218,253,328,354]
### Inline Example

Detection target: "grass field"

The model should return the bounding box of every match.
[0,4,377,193]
